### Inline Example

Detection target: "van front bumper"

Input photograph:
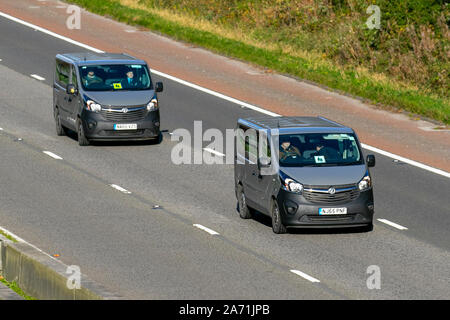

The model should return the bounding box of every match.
[277,189,374,228]
[81,110,160,141]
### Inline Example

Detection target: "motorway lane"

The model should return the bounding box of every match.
[0,16,449,299]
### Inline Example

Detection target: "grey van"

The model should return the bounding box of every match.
[53,52,163,146]
[234,116,376,234]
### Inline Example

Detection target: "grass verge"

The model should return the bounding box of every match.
[66,0,449,124]
[0,230,18,243]
[0,276,36,300]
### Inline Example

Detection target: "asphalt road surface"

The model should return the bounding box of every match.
[0,15,449,299]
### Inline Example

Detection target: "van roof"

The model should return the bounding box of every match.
[56,52,146,66]
[238,116,354,134]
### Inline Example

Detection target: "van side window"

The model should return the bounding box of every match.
[55,60,70,87]
[71,65,78,90]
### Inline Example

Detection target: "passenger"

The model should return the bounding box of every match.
[315,140,340,160]
[279,137,301,161]
[83,69,102,86]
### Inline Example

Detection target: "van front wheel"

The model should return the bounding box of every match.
[237,185,252,219]
[55,109,66,136]
[271,199,287,234]
[77,119,89,146]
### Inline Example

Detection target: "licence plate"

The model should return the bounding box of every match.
[319,207,347,215]
[114,124,137,130]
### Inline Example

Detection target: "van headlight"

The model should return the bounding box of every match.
[358,173,372,191]
[280,171,303,193]
[147,98,158,111]
[86,100,101,112]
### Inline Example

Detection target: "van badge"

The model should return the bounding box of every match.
[122,108,128,113]
[328,187,336,195]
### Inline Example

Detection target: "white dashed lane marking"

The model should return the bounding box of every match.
[377,219,408,230]
[110,184,132,194]
[30,74,45,81]
[43,151,63,160]
[290,270,321,283]
[203,148,225,157]
[193,224,220,236]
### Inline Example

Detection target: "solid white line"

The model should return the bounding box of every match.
[361,143,450,179]
[0,10,448,178]
[110,184,132,194]
[290,269,321,283]
[377,219,408,231]
[30,74,45,81]
[150,69,280,117]
[203,147,225,157]
[0,11,103,53]
[193,224,220,235]
[0,127,3,131]
[43,151,63,160]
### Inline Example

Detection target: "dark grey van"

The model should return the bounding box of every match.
[53,52,163,146]
[234,116,376,234]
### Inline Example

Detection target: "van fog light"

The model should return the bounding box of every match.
[284,200,298,215]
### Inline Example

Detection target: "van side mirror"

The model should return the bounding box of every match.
[155,82,163,92]
[258,156,271,168]
[366,154,375,167]
[66,84,77,95]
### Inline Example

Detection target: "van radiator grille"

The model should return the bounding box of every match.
[100,107,147,122]
[303,185,359,204]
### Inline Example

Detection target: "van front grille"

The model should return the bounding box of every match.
[100,107,147,122]
[303,184,359,204]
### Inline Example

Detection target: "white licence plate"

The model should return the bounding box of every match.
[319,207,347,215]
[114,124,137,130]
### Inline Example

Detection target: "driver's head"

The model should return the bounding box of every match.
[280,136,291,149]
[87,70,95,78]
[126,71,134,79]
[281,141,291,149]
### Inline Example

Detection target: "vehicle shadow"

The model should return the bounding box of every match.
[64,129,166,146]
[244,207,372,234]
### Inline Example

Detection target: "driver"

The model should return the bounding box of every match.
[279,137,301,161]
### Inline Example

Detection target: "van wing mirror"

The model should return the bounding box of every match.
[155,82,163,92]
[366,154,375,167]
[66,84,77,95]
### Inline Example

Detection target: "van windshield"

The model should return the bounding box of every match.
[78,64,152,91]
[279,133,363,167]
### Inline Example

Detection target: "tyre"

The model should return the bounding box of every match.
[55,109,66,136]
[237,185,252,219]
[77,119,89,146]
[271,199,287,234]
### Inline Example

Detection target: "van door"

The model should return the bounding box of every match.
[66,64,80,122]
[54,59,72,127]
[243,129,273,213]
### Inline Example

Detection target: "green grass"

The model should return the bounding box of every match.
[0,230,18,243]
[65,0,449,124]
[0,277,36,300]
